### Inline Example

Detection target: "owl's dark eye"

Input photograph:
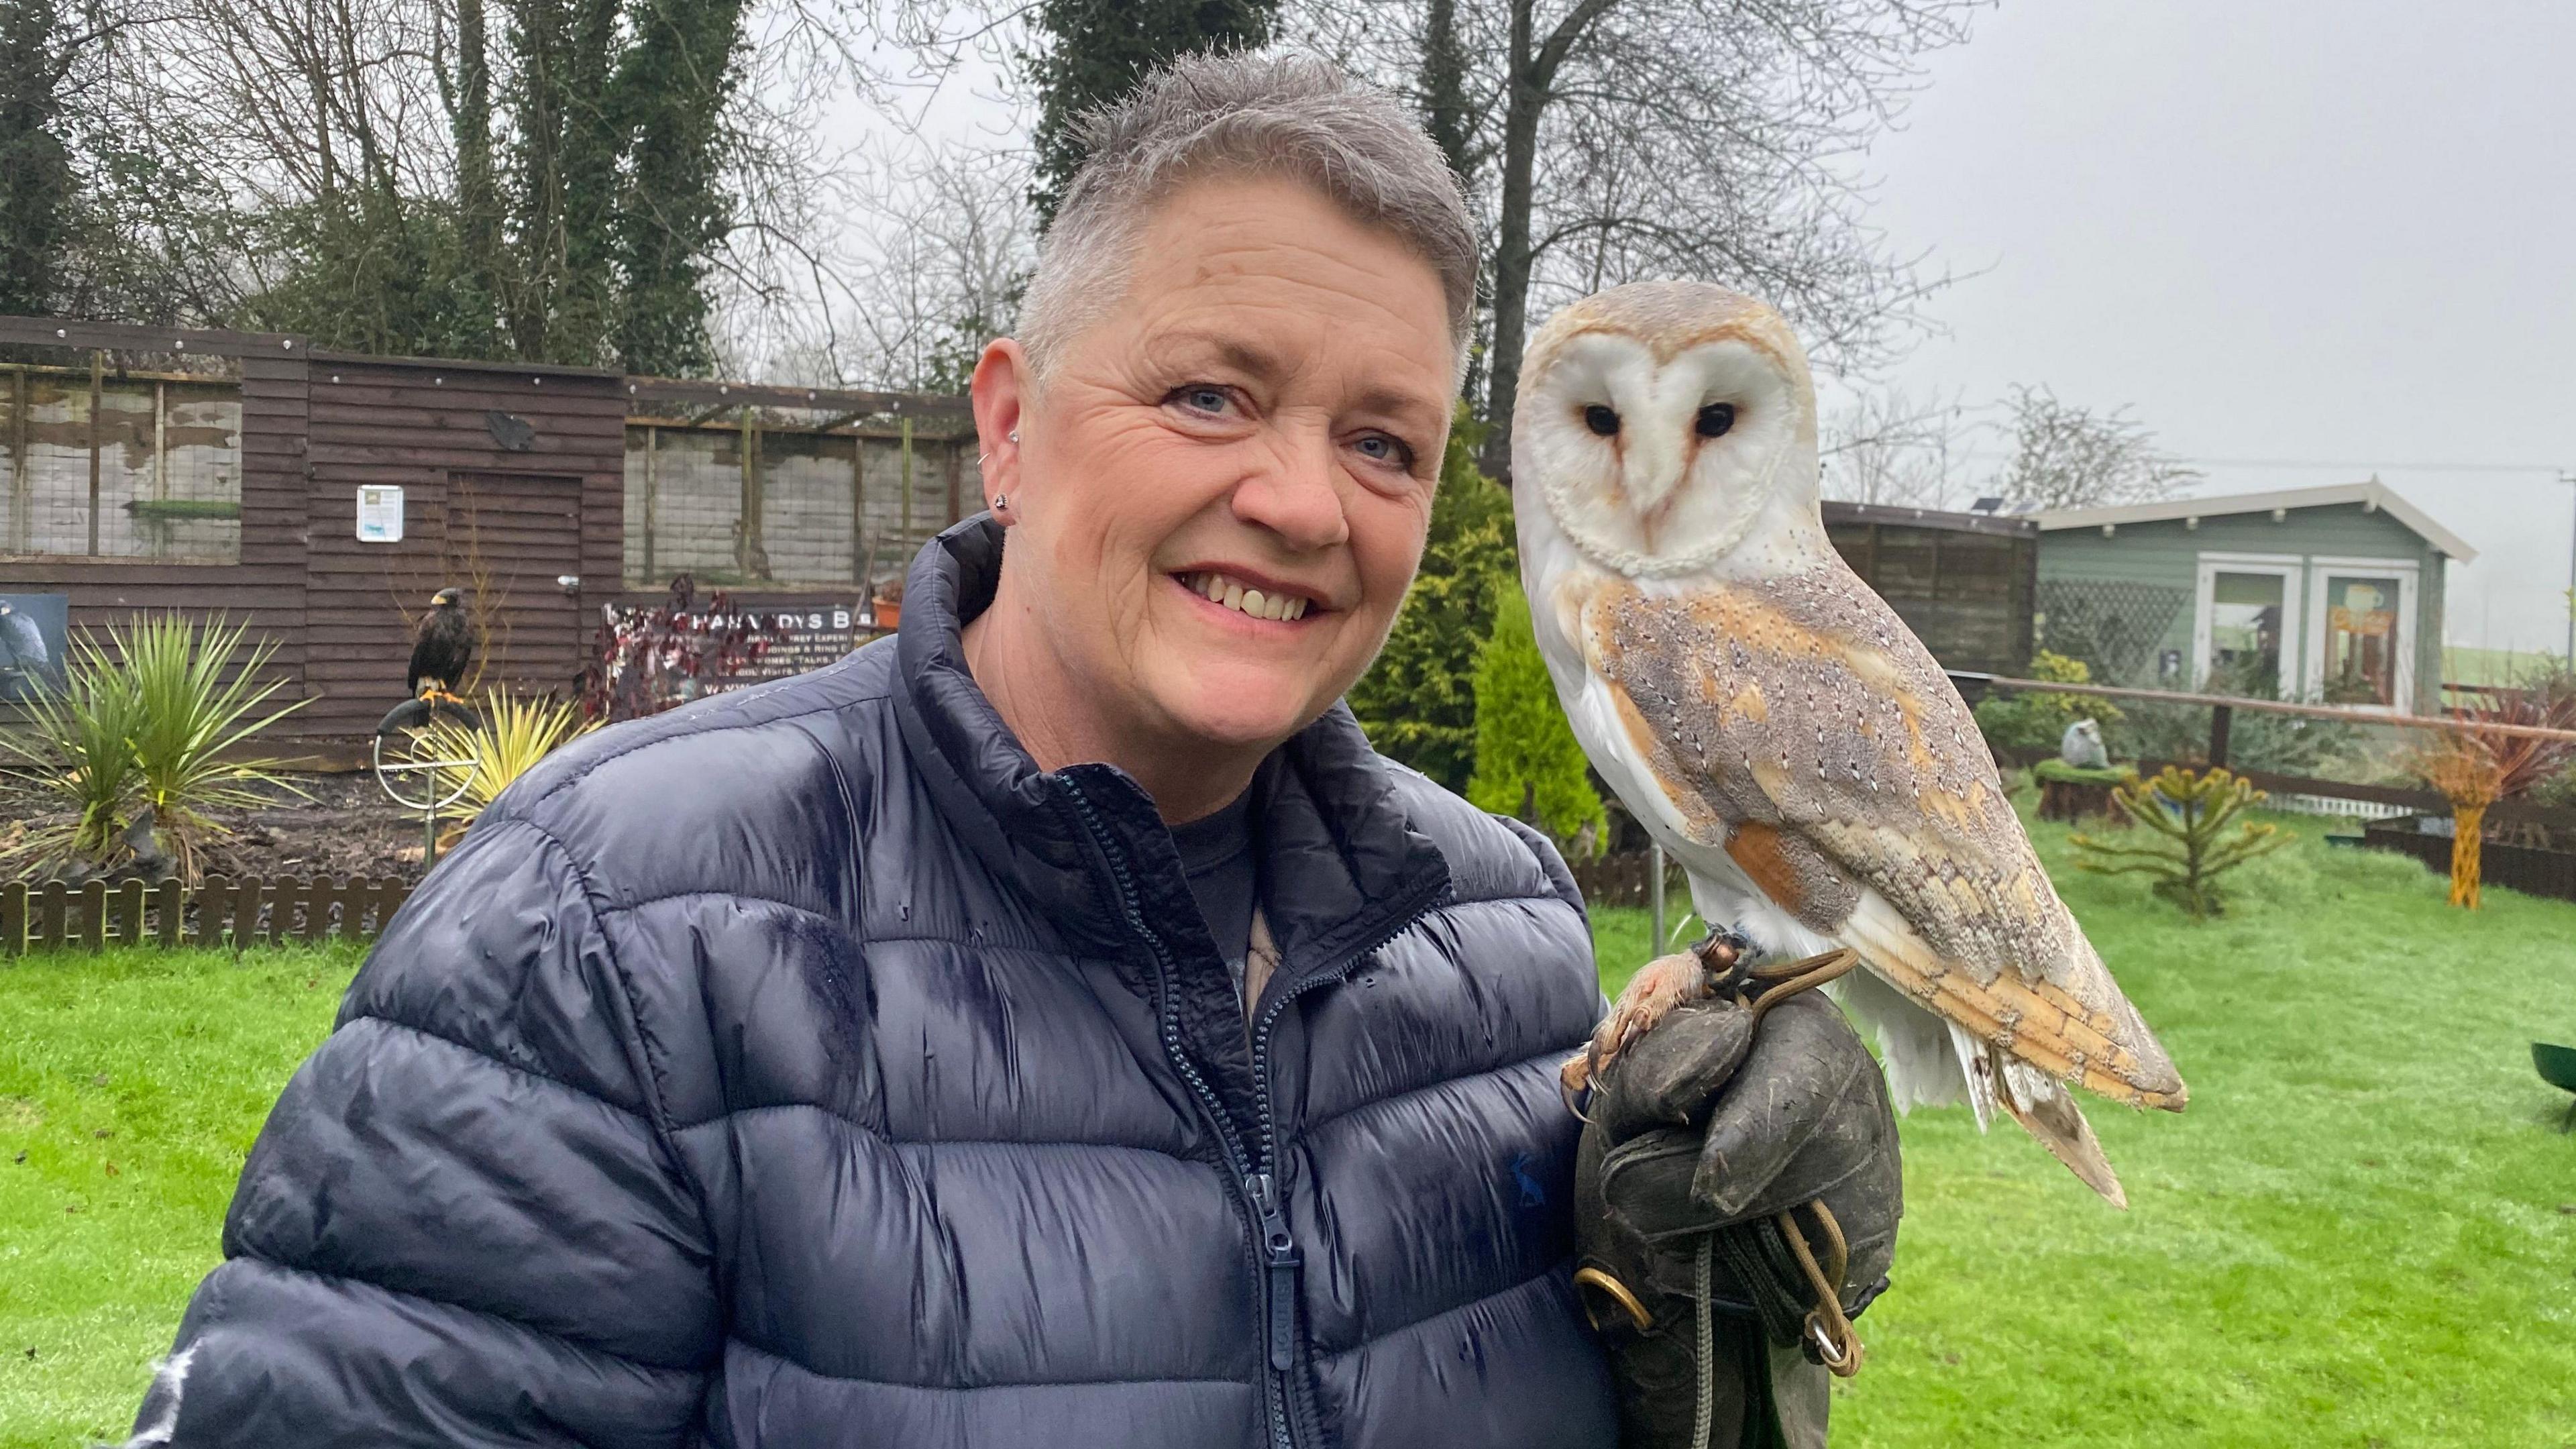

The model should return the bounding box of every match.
[1696,402,1736,438]
[1582,405,1621,437]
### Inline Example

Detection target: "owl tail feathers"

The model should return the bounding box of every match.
[1997,1053,2128,1209]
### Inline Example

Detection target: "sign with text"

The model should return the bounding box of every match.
[594,597,885,716]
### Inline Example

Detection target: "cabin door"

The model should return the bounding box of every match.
[445,472,585,697]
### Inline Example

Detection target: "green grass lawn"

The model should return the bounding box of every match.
[0,943,364,1448]
[5,814,2575,1446]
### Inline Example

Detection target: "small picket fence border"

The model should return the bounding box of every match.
[0,875,414,957]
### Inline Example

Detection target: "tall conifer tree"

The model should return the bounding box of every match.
[1024,0,1276,225]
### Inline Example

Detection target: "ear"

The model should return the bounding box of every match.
[970,339,1031,517]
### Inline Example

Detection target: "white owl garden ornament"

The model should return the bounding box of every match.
[1514,281,2184,1205]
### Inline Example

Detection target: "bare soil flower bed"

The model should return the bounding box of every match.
[2,771,434,885]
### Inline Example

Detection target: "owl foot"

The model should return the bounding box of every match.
[1560,929,1747,1107]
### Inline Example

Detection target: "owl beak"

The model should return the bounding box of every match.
[1620,429,1688,531]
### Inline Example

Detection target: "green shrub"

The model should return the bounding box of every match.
[1466,589,1606,855]
[0,630,146,867]
[1972,649,2123,759]
[0,614,306,883]
[1347,407,1515,794]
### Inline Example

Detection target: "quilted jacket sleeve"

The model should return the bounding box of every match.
[133,818,720,1447]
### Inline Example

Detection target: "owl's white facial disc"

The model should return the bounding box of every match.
[1521,331,1809,579]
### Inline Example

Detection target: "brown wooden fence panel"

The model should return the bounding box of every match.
[1,883,23,957]
[2,873,413,954]
[230,878,266,947]
[301,879,335,943]
[76,880,106,951]
[37,881,68,947]
[114,879,146,947]
[156,879,183,946]
[193,875,233,947]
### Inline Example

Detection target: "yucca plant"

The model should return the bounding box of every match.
[117,613,312,883]
[417,693,596,841]
[0,631,146,872]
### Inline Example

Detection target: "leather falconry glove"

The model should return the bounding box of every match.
[1571,937,1902,1449]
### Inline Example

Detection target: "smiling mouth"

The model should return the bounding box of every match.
[1176,570,1314,622]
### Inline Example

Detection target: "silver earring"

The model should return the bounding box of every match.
[1008,429,1019,442]
[992,492,1009,513]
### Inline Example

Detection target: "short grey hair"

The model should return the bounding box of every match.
[1018,52,1479,380]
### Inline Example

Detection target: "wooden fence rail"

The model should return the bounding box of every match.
[0,875,413,957]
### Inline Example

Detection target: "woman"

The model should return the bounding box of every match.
[135,54,1621,1448]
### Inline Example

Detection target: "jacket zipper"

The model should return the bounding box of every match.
[1061,777,1446,1449]
[1059,782,1289,1449]
[1240,875,1447,1444]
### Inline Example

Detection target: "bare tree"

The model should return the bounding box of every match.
[1819,385,1968,509]
[1299,0,1979,472]
[1994,383,2198,511]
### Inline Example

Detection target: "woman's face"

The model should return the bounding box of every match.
[973,176,1455,756]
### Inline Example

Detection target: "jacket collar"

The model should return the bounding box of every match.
[890,516,1450,967]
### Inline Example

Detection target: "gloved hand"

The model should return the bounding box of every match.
[1572,973,1902,1449]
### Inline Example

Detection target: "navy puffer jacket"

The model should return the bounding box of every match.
[141,519,1618,1447]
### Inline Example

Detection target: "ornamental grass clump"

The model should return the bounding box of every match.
[0,631,146,867]
[2405,673,2576,909]
[121,613,312,883]
[2070,765,2289,919]
[0,613,306,884]
[417,693,596,840]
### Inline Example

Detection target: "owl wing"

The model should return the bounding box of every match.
[1571,562,2184,1113]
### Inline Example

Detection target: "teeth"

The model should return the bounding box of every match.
[1183,572,1311,622]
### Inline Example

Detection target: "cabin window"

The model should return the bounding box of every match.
[2305,559,2415,710]
[2190,553,2303,698]
[0,363,243,563]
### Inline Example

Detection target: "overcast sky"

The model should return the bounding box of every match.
[851,1,2575,657]
[1849,0,2575,657]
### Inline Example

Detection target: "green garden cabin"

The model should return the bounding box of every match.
[2034,481,2477,715]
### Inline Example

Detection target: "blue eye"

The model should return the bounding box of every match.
[1355,434,1413,469]
[1181,387,1227,413]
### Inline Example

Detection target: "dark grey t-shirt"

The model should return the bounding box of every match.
[1169,787,1257,1000]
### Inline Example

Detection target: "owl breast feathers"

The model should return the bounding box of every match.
[1573,563,2182,1112]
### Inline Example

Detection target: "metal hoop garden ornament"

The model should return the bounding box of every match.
[371,730,478,869]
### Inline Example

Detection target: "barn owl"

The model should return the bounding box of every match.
[1513,281,2184,1205]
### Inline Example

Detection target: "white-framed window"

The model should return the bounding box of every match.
[2304,556,2417,711]
[2192,552,2304,697]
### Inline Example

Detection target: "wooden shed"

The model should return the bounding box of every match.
[0,316,977,745]
[1821,500,2039,676]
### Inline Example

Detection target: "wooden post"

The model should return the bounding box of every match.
[193,877,231,947]
[851,431,867,586]
[898,416,914,555]
[234,878,266,947]
[2208,703,2235,769]
[156,878,182,946]
[7,364,29,553]
[38,881,67,949]
[153,379,168,501]
[302,879,333,943]
[736,409,763,580]
[78,879,107,952]
[87,350,104,555]
[0,881,25,957]
[945,434,961,525]
[115,879,145,947]
[642,424,659,583]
